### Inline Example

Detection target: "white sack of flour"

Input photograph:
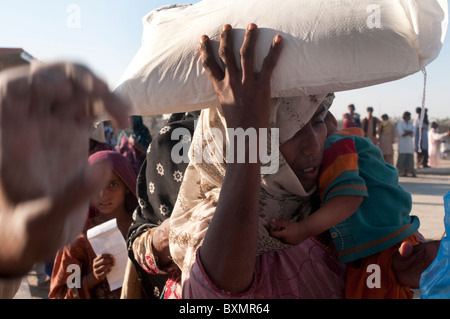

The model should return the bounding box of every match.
[114,0,448,116]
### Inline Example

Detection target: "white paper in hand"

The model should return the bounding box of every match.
[87,218,128,291]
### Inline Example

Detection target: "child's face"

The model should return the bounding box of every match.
[92,169,128,216]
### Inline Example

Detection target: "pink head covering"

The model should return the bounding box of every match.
[88,150,138,218]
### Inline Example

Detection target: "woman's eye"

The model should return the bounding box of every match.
[313,119,325,126]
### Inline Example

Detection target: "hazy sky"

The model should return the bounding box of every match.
[1,0,449,120]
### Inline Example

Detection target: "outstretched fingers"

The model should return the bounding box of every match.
[260,34,283,82]
[200,24,283,87]
[240,23,258,81]
[200,24,242,93]
[199,23,282,131]
[218,24,239,78]
[200,35,224,86]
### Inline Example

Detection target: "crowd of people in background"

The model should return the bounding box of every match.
[342,104,450,177]
[89,116,154,175]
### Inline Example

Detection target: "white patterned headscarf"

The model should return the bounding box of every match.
[169,94,334,276]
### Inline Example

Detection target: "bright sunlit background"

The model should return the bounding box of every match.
[1,0,449,120]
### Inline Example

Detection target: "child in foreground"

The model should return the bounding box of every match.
[270,111,421,299]
[49,151,138,299]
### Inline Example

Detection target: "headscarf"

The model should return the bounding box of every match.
[169,94,335,276]
[88,150,138,218]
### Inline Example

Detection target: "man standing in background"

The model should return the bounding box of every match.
[362,106,380,145]
[397,111,416,177]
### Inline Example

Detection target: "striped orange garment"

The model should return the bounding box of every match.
[319,134,365,201]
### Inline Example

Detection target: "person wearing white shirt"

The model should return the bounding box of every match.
[396,111,416,177]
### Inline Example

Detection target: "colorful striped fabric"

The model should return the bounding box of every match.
[318,129,420,263]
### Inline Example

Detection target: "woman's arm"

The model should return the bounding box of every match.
[199,162,262,293]
[197,24,283,293]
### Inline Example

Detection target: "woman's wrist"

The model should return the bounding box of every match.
[151,227,173,269]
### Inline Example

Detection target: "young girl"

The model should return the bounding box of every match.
[49,151,138,299]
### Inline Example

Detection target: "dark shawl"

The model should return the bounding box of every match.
[126,112,199,298]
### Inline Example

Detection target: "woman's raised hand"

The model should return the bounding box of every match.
[199,23,283,131]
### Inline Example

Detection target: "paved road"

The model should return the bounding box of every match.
[399,160,450,241]
[13,263,49,299]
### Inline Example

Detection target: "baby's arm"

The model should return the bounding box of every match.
[270,195,363,245]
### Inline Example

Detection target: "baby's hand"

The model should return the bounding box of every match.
[269,219,304,245]
[269,219,289,233]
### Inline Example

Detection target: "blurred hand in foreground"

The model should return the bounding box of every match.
[0,62,129,277]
